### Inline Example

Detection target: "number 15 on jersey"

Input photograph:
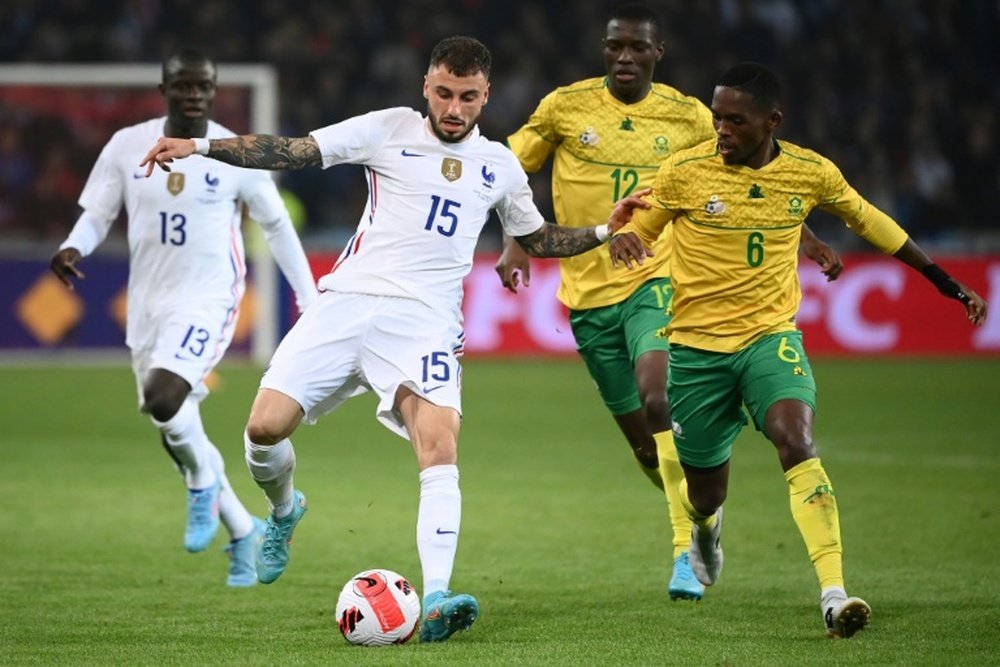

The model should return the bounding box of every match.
[425,195,460,237]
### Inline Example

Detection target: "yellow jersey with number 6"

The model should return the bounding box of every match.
[508,77,714,310]
[619,139,909,353]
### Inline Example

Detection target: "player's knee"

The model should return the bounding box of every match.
[143,389,185,422]
[630,444,658,469]
[245,417,289,446]
[769,426,815,467]
[416,436,458,469]
[245,390,302,445]
[640,391,671,427]
[142,371,190,422]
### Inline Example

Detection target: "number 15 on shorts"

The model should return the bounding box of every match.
[420,351,453,394]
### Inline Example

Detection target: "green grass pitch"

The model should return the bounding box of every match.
[1,358,998,665]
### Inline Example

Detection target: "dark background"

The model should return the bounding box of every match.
[1,0,996,252]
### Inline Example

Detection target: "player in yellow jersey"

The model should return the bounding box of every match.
[497,3,843,601]
[609,62,987,637]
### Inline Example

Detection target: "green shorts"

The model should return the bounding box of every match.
[568,277,673,415]
[667,331,817,469]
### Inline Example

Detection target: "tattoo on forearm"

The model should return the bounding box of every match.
[516,223,601,258]
[209,135,321,170]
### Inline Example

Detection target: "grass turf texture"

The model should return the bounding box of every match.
[1,359,998,666]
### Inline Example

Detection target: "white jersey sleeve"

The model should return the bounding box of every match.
[65,129,128,255]
[77,131,127,222]
[309,108,411,167]
[493,151,545,237]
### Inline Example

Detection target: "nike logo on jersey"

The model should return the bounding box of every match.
[422,384,446,394]
[205,173,220,187]
[435,528,457,535]
[401,149,425,157]
[132,172,146,179]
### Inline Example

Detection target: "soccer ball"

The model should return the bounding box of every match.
[335,569,421,646]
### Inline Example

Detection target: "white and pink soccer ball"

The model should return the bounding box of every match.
[335,569,421,646]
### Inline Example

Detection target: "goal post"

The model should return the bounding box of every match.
[0,63,282,365]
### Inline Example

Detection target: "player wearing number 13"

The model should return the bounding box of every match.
[141,36,614,641]
[50,50,318,586]
[609,62,987,638]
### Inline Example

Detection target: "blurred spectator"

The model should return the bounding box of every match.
[0,0,996,252]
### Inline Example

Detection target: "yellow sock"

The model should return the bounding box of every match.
[677,475,717,531]
[636,457,664,491]
[786,457,844,591]
[655,431,695,558]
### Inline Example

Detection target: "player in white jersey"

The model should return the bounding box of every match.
[141,37,631,641]
[51,50,318,587]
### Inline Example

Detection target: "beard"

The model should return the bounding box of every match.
[427,108,478,143]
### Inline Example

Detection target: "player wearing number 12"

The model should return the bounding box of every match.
[141,36,616,642]
[609,62,987,637]
[50,50,318,586]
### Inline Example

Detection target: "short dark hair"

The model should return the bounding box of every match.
[162,48,216,82]
[428,36,491,79]
[609,2,661,37]
[717,62,780,110]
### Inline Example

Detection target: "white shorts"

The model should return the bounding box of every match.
[129,299,239,408]
[260,291,466,439]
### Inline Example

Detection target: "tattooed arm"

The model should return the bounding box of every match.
[140,135,321,175]
[513,189,657,260]
[513,223,604,258]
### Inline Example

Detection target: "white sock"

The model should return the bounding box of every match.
[205,441,254,541]
[244,432,296,518]
[821,586,848,605]
[416,464,461,599]
[152,399,216,489]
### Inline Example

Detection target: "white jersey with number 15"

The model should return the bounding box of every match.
[310,107,545,318]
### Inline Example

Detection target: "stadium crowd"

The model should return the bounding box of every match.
[1,0,996,251]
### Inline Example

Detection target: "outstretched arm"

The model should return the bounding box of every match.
[800,224,843,281]
[141,135,322,175]
[505,188,655,272]
[893,238,987,326]
[513,223,607,258]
